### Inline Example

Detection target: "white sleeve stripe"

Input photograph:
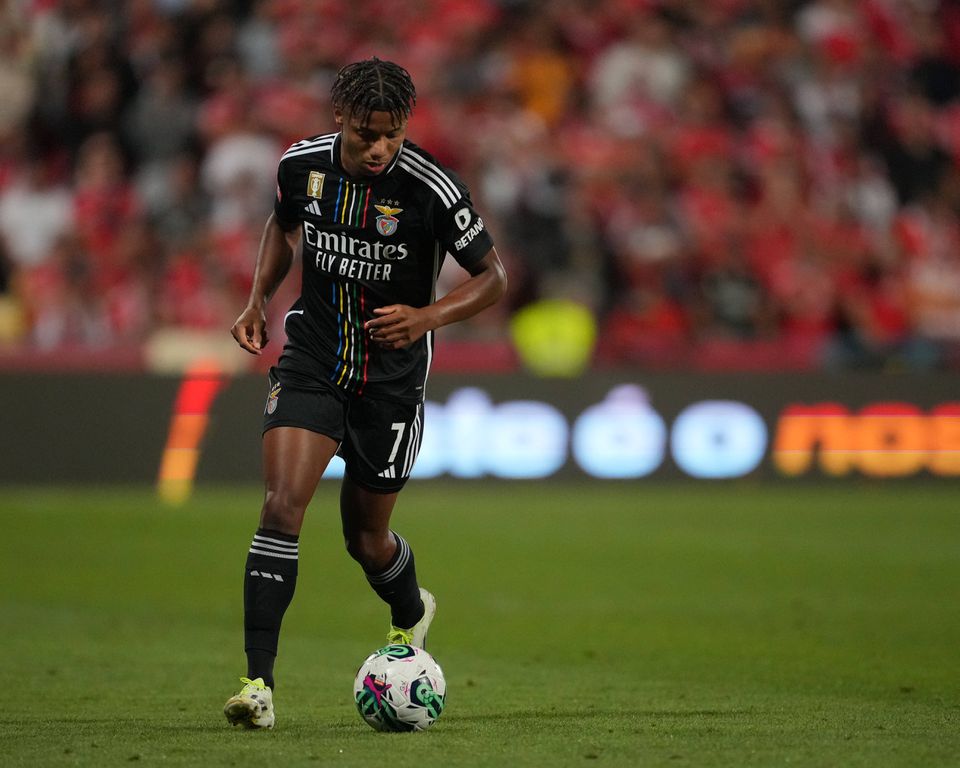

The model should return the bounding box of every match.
[397,160,457,208]
[401,148,459,196]
[281,140,336,161]
[286,135,336,152]
[399,149,461,201]
[284,133,337,150]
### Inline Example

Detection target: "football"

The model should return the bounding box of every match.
[353,644,446,732]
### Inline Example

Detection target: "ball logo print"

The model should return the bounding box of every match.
[353,644,446,731]
[409,677,444,720]
[373,644,417,661]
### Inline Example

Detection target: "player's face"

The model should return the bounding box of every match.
[335,108,407,177]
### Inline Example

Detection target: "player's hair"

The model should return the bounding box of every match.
[331,57,417,126]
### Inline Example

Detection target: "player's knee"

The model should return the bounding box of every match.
[344,531,392,571]
[260,490,306,534]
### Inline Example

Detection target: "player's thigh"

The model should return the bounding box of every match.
[260,369,346,514]
[340,397,425,493]
[262,426,340,506]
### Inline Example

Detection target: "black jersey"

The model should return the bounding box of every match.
[272,133,494,402]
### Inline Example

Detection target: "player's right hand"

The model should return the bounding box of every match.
[231,306,269,355]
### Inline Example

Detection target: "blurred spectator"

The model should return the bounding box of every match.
[237,0,283,79]
[157,237,235,331]
[18,233,110,350]
[589,8,690,115]
[146,149,211,250]
[0,20,34,145]
[59,6,139,155]
[0,153,75,273]
[899,197,960,368]
[504,9,578,129]
[910,9,960,105]
[124,56,197,168]
[72,132,141,271]
[877,93,952,206]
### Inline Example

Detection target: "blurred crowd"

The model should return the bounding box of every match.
[3,0,960,370]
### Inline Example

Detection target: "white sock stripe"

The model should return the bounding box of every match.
[253,546,298,556]
[253,535,299,551]
[367,535,410,584]
[380,534,410,581]
[248,547,299,560]
[249,542,299,556]
[251,540,299,553]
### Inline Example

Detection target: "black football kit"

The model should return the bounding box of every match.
[262,132,494,490]
[271,132,494,402]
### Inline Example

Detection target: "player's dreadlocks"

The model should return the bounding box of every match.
[331,57,417,127]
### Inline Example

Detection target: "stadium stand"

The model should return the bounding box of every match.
[2,0,960,372]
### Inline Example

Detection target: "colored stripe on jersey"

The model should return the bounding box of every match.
[334,178,372,227]
[330,282,369,394]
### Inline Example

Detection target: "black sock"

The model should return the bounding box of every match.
[243,528,299,689]
[365,532,424,629]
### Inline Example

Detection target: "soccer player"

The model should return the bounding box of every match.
[223,58,507,729]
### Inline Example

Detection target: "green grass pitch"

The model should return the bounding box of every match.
[2,482,958,767]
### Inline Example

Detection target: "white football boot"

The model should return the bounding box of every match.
[223,677,275,729]
[386,587,436,649]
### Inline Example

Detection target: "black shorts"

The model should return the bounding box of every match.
[262,367,424,493]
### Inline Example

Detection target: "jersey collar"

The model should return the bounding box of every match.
[331,135,404,179]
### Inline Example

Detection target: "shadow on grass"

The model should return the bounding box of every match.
[447,708,751,724]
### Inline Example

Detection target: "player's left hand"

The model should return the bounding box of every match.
[365,305,431,350]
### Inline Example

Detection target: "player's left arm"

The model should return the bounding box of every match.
[364,247,507,350]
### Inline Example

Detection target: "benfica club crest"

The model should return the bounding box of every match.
[265,382,281,415]
[374,204,403,236]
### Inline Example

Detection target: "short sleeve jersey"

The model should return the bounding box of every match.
[273,133,494,402]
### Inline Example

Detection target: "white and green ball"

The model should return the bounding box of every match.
[353,644,446,732]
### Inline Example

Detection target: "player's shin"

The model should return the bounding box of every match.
[364,531,423,629]
[243,528,299,689]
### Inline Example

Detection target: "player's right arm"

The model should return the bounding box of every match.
[231,213,301,355]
